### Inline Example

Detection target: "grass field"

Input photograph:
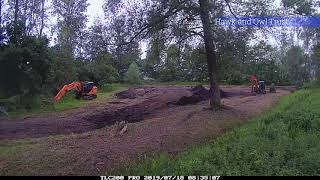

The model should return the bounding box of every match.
[116,87,320,175]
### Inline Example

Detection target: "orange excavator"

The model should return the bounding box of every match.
[250,74,259,93]
[250,75,266,94]
[54,81,98,103]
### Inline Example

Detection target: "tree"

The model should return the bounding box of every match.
[142,33,166,79]
[283,46,310,86]
[86,19,110,60]
[199,0,220,109]
[46,45,78,93]
[4,0,49,37]
[39,0,45,37]
[158,44,181,81]
[90,53,119,85]
[311,44,320,82]
[52,0,89,55]
[0,36,51,97]
[0,0,4,44]
[108,16,141,80]
[125,62,141,85]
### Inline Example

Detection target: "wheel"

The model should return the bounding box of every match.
[82,95,97,100]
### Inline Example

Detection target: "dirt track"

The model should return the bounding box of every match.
[0,86,294,175]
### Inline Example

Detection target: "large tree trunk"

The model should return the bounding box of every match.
[39,0,45,37]
[0,0,2,27]
[14,0,19,23]
[199,0,221,110]
[13,0,19,44]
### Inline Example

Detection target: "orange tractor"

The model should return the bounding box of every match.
[54,81,97,103]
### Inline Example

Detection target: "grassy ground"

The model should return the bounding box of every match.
[115,87,320,175]
[2,83,127,118]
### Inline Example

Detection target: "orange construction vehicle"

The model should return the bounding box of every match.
[250,75,266,94]
[54,81,97,103]
[250,74,258,93]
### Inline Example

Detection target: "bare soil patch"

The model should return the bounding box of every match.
[0,86,293,140]
[0,85,293,175]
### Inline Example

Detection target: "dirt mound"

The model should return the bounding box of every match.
[173,85,225,105]
[115,88,138,99]
[87,98,167,128]
[87,105,148,128]
[115,87,157,99]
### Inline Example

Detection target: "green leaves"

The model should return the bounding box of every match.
[125,62,141,85]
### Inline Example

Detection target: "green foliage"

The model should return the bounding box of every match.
[125,62,141,85]
[0,36,50,97]
[91,53,119,85]
[158,45,182,81]
[142,40,293,85]
[75,53,119,86]
[99,83,122,93]
[117,88,320,175]
[283,46,310,86]
[52,0,89,54]
[46,45,78,93]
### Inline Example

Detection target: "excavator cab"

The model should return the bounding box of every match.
[258,81,266,94]
[82,82,95,93]
[77,82,97,100]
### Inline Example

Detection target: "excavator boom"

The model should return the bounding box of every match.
[54,82,82,103]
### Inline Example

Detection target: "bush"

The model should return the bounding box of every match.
[125,62,141,85]
[99,83,120,92]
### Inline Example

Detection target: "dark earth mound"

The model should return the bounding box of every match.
[174,85,226,105]
[115,87,157,99]
[115,88,138,99]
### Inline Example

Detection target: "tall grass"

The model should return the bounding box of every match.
[118,88,320,175]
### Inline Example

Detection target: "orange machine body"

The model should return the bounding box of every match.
[54,81,97,103]
[250,75,258,93]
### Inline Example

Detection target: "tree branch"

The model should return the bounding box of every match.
[107,0,187,47]
[225,0,238,18]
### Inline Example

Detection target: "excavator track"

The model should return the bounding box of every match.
[83,95,97,100]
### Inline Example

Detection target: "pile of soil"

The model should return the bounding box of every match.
[174,85,225,105]
[115,87,157,99]
[87,101,153,128]
[115,88,138,99]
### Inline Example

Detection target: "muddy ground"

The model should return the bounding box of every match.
[0,86,251,140]
[0,85,294,175]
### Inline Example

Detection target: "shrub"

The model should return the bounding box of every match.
[125,62,141,85]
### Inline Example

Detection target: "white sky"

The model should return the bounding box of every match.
[87,0,105,26]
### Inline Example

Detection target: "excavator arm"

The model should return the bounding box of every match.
[54,82,82,103]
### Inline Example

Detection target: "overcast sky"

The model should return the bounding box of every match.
[87,0,105,26]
